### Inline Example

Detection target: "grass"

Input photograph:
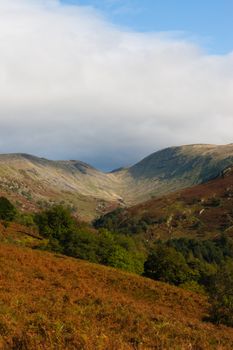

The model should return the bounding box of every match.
[0,243,233,349]
[99,166,233,241]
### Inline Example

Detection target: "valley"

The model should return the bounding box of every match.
[1,143,233,349]
[1,144,233,221]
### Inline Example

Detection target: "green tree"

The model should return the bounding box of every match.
[144,245,192,285]
[35,205,75,239]
[104,245,143,274]
[61,228,99,263]
[208,260,233,326]
[0,197,17,221]
[107,246,133,271]
[35,207,145,274]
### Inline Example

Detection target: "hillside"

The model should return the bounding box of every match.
[1,144,233,220]
[95,165,233,241]
[113,143,233,204]
[0,221,43,248]
[0,153,120,221]
[0,243,233,349]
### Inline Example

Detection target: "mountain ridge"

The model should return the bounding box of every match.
[1,143,233,219]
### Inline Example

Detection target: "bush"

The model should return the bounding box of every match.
[34,205,75,239]
[144,245,193,285]
[0,197,17,221]
[35,206,145,274]
[60,228,145,274]
[16,213,35,228]
[180,280,206,294]
[208,260,233,326]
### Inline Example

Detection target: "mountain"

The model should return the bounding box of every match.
[0,242,233,349]
[0,153,121,220]
[95,164,233,241]
[113,143,233,204]
[1,144,233,220]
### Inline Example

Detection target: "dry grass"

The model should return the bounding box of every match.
[1,144,233,221]
[111,166,233,241]
[0,222,42,248]
[0,243,233,349]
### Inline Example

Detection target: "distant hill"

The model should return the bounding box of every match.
[0,153,121,220]
[95,165,233,241]
[1,144,233,220]
[0,242,233,349]
[113,143,233,204]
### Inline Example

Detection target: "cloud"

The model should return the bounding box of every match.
[0,0,233,170]
[88,0,142,15]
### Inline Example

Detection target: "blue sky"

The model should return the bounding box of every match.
[61,0,233,54]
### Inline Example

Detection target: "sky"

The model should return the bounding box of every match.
[63,0,233,54]
[0,0,233,170]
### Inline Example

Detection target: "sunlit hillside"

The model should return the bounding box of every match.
[95,164,233,241]
[1,144,233,221]
[0,243,233,349]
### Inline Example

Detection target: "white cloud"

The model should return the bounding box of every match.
[0,0,233,170]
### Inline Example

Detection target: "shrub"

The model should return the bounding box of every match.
[35,206,145,274]
[0,197,17,221]
[180,280,206,294]
[144,245,192,285]
[17,213,35,227]
[208,260,233,326]
[34,205,75,239]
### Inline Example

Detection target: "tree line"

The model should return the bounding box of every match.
[0,196,233,327]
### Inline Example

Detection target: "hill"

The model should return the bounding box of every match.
[0,243,233,349]
[1,144,233,220]
[95,165,233,241]
[113,143,233,204]
[0,153,120,221]
[0,221,43,248]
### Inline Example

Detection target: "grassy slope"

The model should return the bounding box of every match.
[97,166,233,241]
[114,144,233,204]
[0,243,233,349]
[0,154,120,221]
[0,222,43,248]
[2,144,233,221]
